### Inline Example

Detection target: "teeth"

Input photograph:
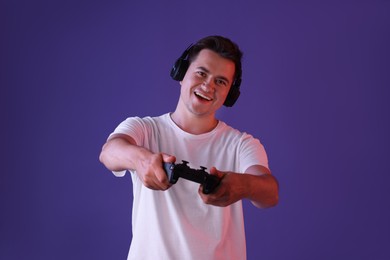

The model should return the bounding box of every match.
[195,91,212,101]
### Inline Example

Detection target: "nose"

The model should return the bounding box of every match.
[201,78,214,92]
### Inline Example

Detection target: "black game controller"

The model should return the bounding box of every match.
[163,160,220,194]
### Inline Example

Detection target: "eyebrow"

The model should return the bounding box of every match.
[197,66,230,84]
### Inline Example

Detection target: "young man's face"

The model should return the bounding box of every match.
[179,49,235,117]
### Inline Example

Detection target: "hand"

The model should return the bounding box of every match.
[135,152,176,191]
[198,167,247,207]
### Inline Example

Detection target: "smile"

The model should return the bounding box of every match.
[194,91,213,101]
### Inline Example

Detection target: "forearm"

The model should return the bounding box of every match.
[99,135,151,172]
[100,134,175,190]
[244,173,279,209]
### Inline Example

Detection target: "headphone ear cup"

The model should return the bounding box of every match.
[224,86,240,107]
[224,75,241,107]
[170,58,189,81]
[171,44,193,81]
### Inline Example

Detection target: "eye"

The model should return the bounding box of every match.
[196,71,207,77]
[215,79,228,87]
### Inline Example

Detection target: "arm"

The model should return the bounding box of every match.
[198,165,279,208]
[99,133,175,190]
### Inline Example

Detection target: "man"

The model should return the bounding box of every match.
[99,35,279,259]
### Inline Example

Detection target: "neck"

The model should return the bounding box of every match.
[170,111,218,135]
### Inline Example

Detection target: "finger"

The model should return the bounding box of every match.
[141,167,170,191]
[209,167,225,179]
[198,185,223,206]
[142,176,161,190]
[154,168,170,189]
[161,153,176,163]
[147,177,170,191]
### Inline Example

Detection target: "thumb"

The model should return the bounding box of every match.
[209,167,225,179]
[161,153,176,164]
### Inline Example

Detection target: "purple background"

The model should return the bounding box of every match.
[2,0,390,259]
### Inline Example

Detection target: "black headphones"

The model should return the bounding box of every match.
[170,44,241,107]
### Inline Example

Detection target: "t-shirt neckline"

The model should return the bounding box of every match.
[165,113,223,139]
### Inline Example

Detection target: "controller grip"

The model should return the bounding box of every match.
[163,162,178,184]
[202,175,221,194]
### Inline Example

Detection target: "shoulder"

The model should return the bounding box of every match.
[110,113,168,136]
[109,114,168,144]
[119,113,168,127]
[218,121,257,141]
[217,121,265,151]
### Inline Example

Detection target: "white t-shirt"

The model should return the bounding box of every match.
[110,113,269,260]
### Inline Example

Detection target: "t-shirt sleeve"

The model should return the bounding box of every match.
[108,117,146,146]
[239,133,269,174]
[107,117,147,177]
